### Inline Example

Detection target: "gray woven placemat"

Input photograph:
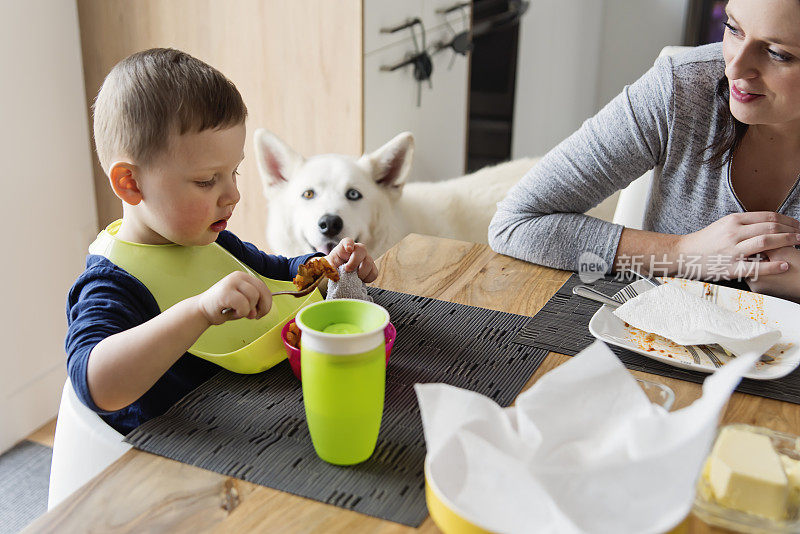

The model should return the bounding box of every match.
[0,440,52,534]
[513,273,800,404]
[124,288,549,527]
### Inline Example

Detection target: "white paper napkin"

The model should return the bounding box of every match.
[325,265,373,301]
[416,341,761,534]
[612,284,780,357]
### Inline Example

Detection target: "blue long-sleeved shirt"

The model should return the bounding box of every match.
[65,230,318,434]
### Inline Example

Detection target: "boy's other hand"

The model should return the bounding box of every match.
[197,271,273,325]
[325,238,378,283]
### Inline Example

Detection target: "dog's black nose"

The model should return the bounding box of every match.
[317,214,343,237]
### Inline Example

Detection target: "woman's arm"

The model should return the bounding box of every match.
[489,55,673,271]
[489,49,800,278]
[615,213,799,278]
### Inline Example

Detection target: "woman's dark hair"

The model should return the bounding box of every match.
[703,76,749,168]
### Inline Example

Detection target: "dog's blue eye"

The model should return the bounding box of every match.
[346,188,362,201]
[302,189,315,199]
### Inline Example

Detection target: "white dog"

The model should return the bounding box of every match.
[254,129,537,257]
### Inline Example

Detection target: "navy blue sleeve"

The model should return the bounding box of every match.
[65,258,160,414]
[216,231,321,279]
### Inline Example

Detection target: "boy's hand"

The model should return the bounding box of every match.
[197,271,273,325]
[325,238,378,283]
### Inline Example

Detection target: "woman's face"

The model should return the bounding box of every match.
[723,0,800,130]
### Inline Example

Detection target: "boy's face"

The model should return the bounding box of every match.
[130,124,246,246]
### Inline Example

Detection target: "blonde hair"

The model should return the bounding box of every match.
[92,48,247,172]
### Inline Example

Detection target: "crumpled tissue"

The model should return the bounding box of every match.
[415,341,761,534]
[613,284,780,356]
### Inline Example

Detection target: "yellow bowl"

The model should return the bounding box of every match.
[424,459,493,534]
[426,457,689,534]
[422,379,688,533]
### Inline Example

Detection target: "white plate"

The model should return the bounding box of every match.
[587,277,800,380]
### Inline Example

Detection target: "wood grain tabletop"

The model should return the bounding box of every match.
[26,234,799,533]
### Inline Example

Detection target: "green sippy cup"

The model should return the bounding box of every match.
[295,299,389,465]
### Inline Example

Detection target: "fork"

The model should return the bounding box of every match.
[272,276,324,297]
[624,268,661,287]
[685,345,706,366]
[696,343,724,367]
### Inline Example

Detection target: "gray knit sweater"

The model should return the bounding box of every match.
[488,43,800,272]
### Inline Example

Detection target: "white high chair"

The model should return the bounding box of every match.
[611,46,689,229]
[47,378,131,509]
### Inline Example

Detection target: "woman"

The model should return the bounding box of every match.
[489,0,800,301]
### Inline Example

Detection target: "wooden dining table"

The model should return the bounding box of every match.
[27,233,800,533]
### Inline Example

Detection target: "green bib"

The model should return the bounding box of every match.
[89,220,322,374]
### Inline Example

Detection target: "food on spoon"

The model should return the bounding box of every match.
[705,426,788,520]
[292,257,339,290]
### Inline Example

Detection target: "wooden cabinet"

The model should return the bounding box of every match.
[78,0,469,250]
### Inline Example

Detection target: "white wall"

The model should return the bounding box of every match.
[511,0,604,159]
[512,0,689,157]
[511,0,688,221]
[0,1,97,452]
[595,0,688,109]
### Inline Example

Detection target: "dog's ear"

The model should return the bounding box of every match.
[254,128,305,188]
[360,132,414,189]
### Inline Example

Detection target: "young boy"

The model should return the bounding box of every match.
[66,48,378,434]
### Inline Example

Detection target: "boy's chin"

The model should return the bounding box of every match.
[168,232,218,247]
[192,235,219,247]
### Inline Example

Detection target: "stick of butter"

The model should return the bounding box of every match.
[708,427,789,520]
[780,454,800,511]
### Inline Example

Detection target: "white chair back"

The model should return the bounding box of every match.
[47,379,131,509]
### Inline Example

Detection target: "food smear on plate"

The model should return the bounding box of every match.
[763,342,791,361]
[732,291,768,325]
[665,277,771,326]
[625,326,701,363]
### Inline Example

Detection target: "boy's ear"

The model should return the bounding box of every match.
[358,132,414,190]
[254,128,304,189]
[108,162,142,205]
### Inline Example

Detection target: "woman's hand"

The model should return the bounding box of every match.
[676,212,799,279]
[746,246,800,302]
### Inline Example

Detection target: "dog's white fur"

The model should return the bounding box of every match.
[255,129,537,257]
